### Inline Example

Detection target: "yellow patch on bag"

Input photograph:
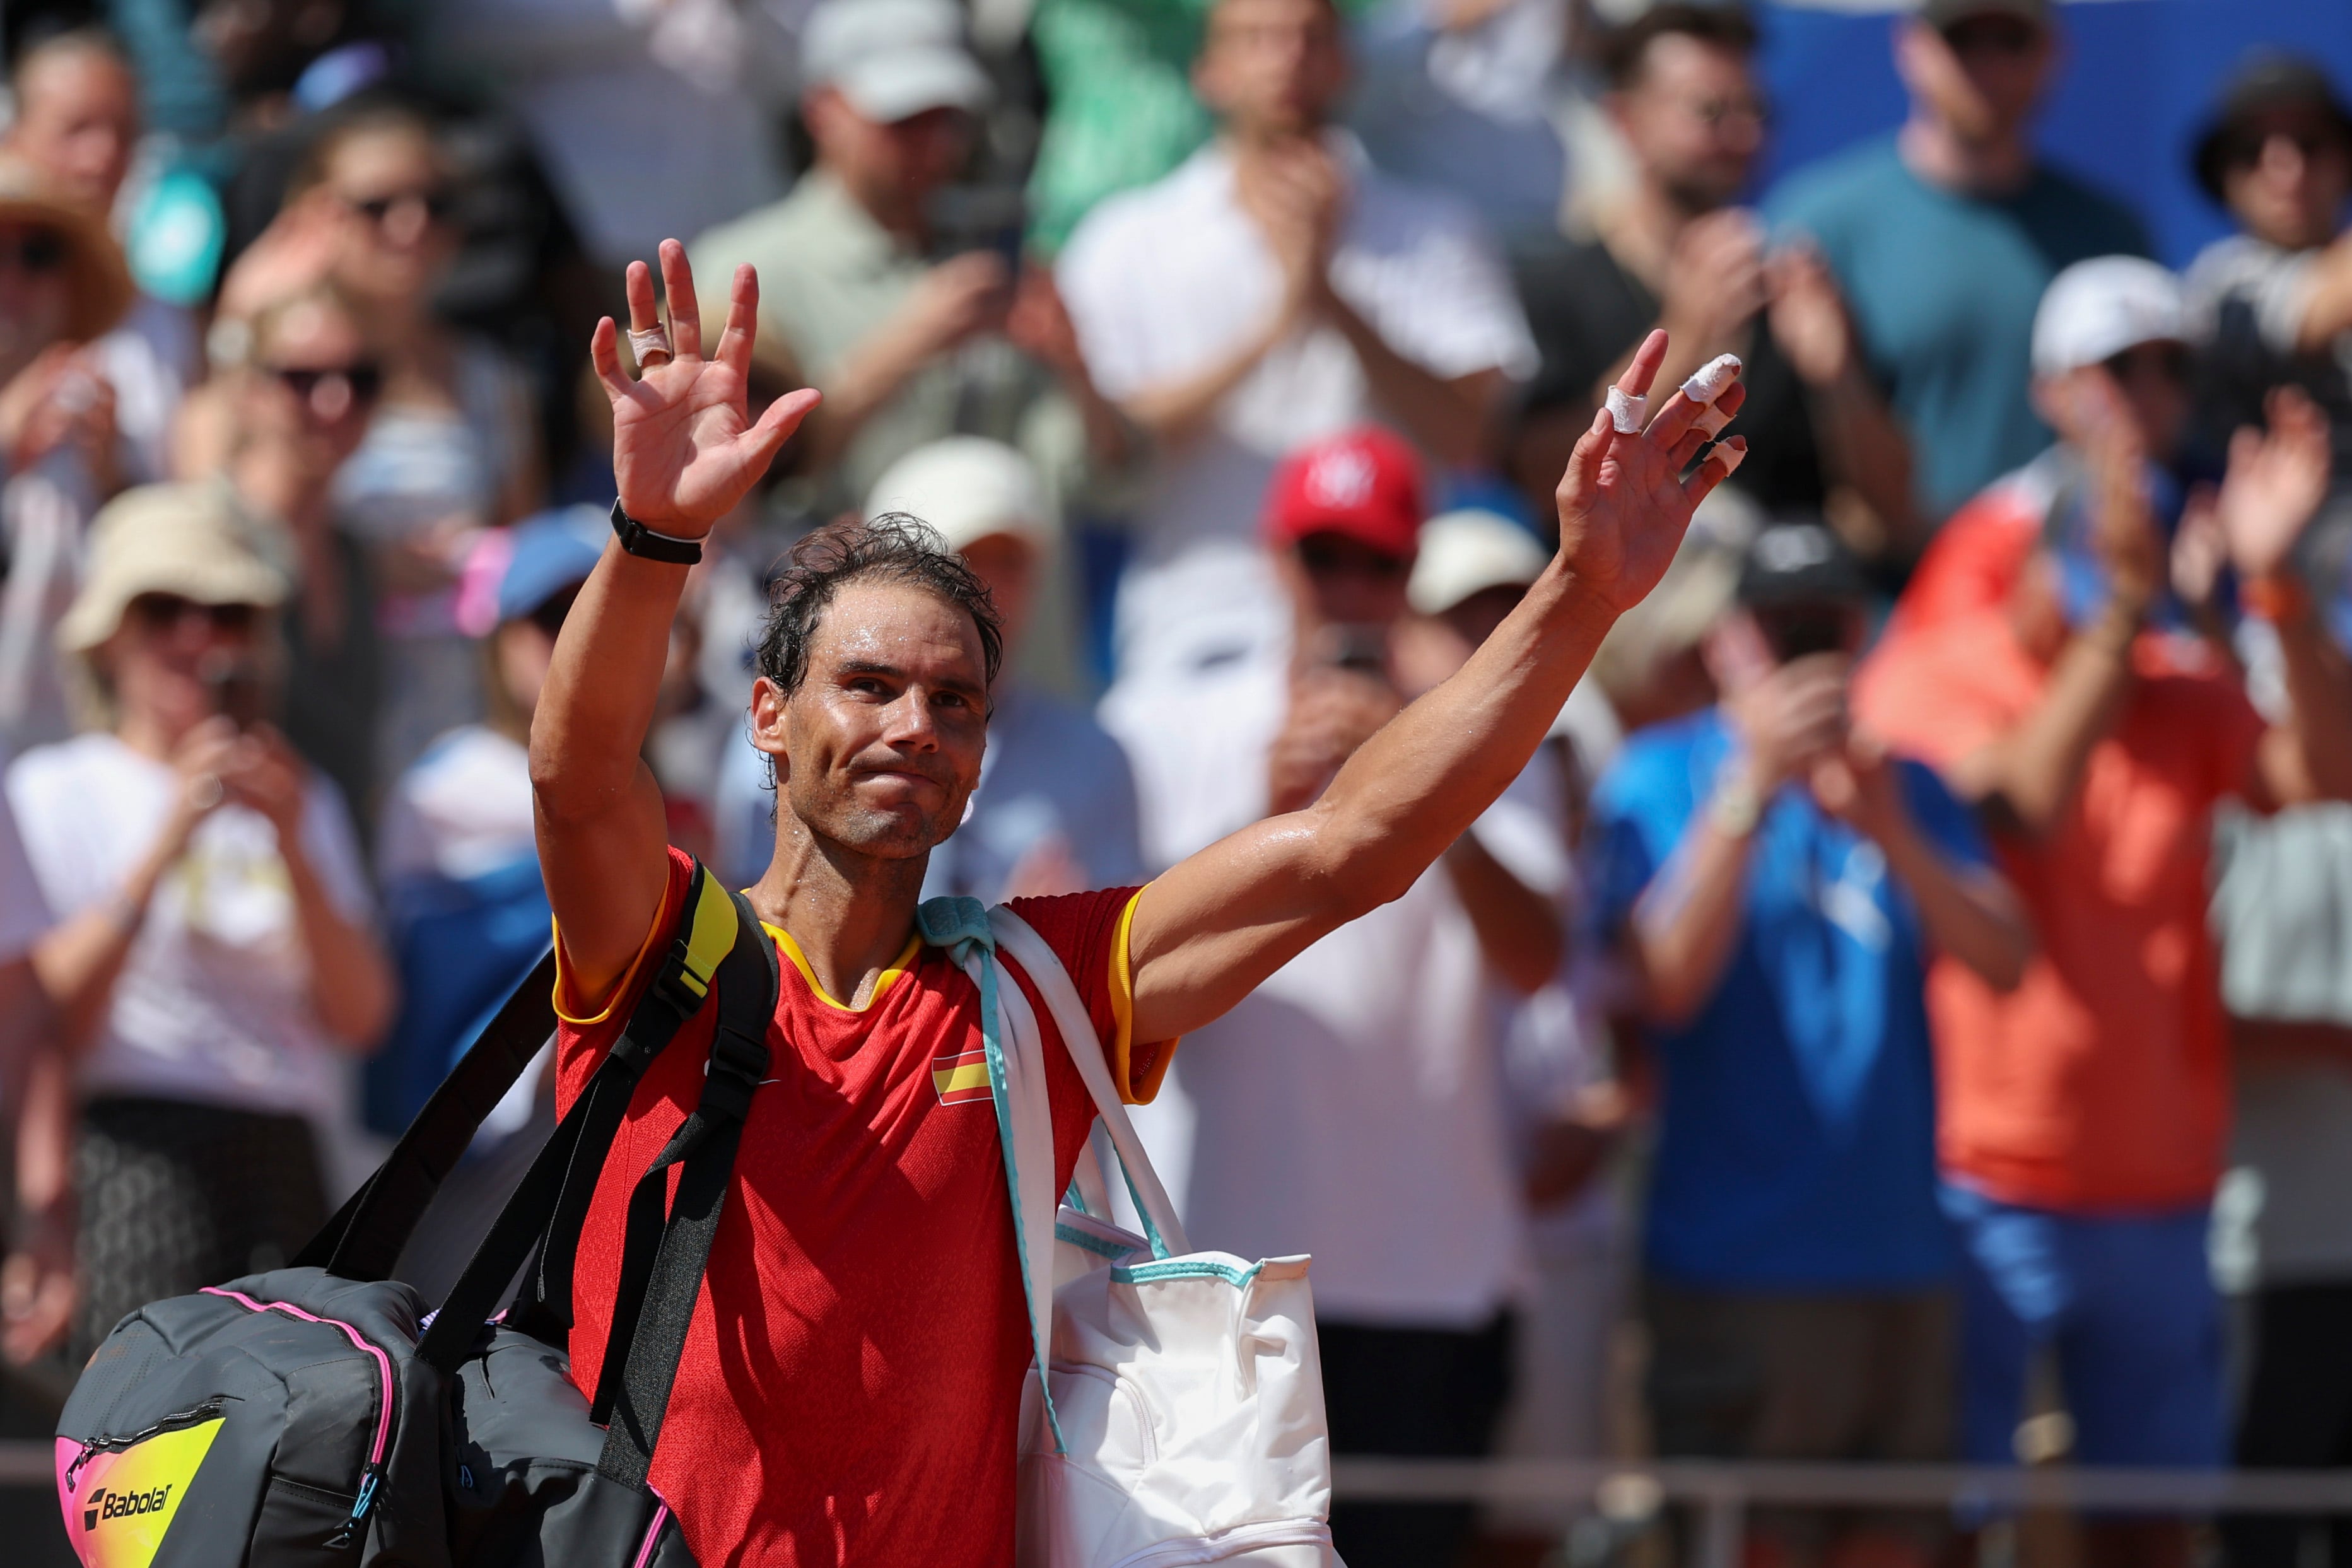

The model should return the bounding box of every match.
[58,1418,223,1568]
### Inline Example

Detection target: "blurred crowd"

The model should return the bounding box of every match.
[1,0,2352,1563]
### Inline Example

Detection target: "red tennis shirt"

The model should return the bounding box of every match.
[553,848,1174,1566]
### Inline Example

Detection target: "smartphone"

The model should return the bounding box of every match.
[202,657,267,730]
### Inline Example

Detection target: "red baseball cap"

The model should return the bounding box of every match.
[1261,428,1425,561]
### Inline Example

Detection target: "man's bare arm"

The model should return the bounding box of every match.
[1127,334,1747,1043]
[532,243,819,1004]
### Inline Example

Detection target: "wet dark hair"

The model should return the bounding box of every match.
[755,513,1003,704]
[1602,3,1759,91]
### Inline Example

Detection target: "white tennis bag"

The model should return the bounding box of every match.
[920,898,1343,1568]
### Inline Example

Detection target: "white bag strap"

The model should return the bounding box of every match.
[988,906,1188,1256]
[916,896,1065,1451]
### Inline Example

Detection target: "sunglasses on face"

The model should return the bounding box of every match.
[1940,16,2041,57]
[1295,536,1412,580]
[264,362,384,418]
[344,189,454,226]
[2225,126,2350,170]
[2102,342,2191,387]
[527,585,582,640]
[128,594,259,634]
[0,230,67,274]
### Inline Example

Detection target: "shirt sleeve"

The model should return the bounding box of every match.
[1337,193,1539,382]
[552,846,694,1028]
[1004,885,1173,1104]
[1895,758,1993,872]
[300,774,377,925]
[1056,205,1155,402]
[0,769,49,961]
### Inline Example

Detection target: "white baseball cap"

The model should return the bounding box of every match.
[1408,509,1551,616]
[865,436,1052,554]
[2032,255,2185,378]
[802,0,992,124]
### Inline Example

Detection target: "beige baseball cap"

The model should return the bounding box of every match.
[865,436,1053,554]
[1408,509,1551,616]
[58,481,289,653]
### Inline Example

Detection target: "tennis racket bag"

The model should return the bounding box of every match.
[55,861,775,1568]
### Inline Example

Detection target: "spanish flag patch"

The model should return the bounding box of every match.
[930,1046,992,1106]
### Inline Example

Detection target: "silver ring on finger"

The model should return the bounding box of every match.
[628,325,673,370]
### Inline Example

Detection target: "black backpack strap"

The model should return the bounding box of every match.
[299,948,559,1280]
[414,862,746,1372]
[508,864,745,1343]
[595,887,778,1487]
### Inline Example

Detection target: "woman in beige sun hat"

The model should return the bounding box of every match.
[4,481,394,1364]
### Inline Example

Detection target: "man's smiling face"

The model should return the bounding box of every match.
[753,577,990,860]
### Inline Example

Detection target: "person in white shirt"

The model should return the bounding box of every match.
[1101,430,1564,1568]
[6,482,393,1362]
[1057,0,1536,681]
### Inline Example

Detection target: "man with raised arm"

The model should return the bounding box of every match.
[534,240,1745,1566]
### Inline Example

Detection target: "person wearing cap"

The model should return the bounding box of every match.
[1885,255,2196,645]
[1765,0,2148,526]
[1513,5,1924,554]
[5,481,392,1365]
[369,506,607,1296]
[2183,54,2352,477]
[1058,0,1536,682]
[1854,372,2352,1555]
[0,153,137,750]
[690,0,1128,525]
[1102,429,1569,1568]
[1584,520,2025,1568]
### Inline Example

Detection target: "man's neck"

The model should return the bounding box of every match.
[231,446,329,535]
[1599,180,1707,293]
[1899,113,2033,198]
[752,817,930,1007]
[821,158,926,249]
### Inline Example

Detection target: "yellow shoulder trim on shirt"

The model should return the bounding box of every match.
[1111,886,1179,1105]
[763,922,922,1013]
[551,891,675,1029]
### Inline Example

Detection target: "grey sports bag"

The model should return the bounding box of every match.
[55,860,773,1568]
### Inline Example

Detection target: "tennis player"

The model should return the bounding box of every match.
[535,240,1746,1565]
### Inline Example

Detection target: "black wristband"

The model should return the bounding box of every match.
[609,498,705,565]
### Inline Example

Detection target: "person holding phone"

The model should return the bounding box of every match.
[1586,518,2028,1568]
[3,482,393,1364]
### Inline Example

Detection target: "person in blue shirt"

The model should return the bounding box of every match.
[1764,0,2148,531]
[716,436,1145,901]
[1587,520,2030,1567]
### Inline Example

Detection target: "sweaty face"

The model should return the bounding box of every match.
[1196,0,1347,139]
[1615,35,1765,213]
[754,580,990,862]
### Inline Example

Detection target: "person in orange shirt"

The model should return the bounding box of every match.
[1855,262,2352,1566]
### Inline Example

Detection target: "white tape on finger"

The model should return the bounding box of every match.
[1680,354,1743,405]
[1716,442,1746,476]
[1605,387,1646,434]
[1695,403,1735,438]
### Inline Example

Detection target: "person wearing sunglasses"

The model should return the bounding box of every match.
[4,481,392,1369]
[1765,0,2150,531]
[274,102,543,785]
[2182,55,2352,479]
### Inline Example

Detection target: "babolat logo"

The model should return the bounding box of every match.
[83,1482,173,1529]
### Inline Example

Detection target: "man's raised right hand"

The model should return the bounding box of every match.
[591,240,822,538]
